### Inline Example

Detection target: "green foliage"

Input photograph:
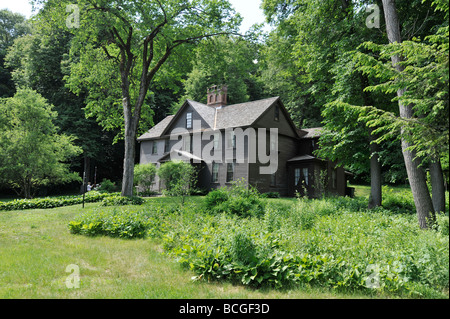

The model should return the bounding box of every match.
[382,186,416,214]
[354,25,449,163]
[176,35,266,110]
[65,187,449,296]
[0,191,118,211]
[68,208,151,239]
[97,179,116,193]
[157,161,197,202]
[206,180,266,218]
[0,89,82,198]
[204,189,229,210]
[134,164,157,193]
[101,195,145,207]
[260,192,280,198]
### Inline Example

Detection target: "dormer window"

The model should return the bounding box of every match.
[274,105,280,122]
[186,112,192,129]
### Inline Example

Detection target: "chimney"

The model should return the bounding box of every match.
[207,85,228,108]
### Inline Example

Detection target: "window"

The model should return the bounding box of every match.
[164,139,170,153]
[184,134,192,153]
[332,169,337,189]
[274,105,280,122]
[227,131,236,149]
[213,132,221,150]
[302,168,309,186]
[294,168,301,186]
[186,112,192,129]
[226,162,234,183]
[212,162,219,183]
[152,141,158,155]
[270,172,276,187]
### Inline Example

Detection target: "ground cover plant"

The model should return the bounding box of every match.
[66,184,449,298]
[0,191,121,211]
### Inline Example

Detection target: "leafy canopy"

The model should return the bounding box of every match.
[0,88,82,198]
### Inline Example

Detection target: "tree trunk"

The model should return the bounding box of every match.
[121,98,137,197]
[83,155,91,185]
[429,158,445,213]
[382,0,435,228]
[368,131,382,209]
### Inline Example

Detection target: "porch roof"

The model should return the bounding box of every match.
[287,155,325,162]
[157,149,204,163]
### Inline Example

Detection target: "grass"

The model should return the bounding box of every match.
[0,185,448,299]
[0,202,371,299]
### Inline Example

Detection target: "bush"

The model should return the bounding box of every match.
[382,186,416,214]
[101,195,145,207]
[134,164,157,193]
[205,179,265,218]
[230,231,258,266]
[68,208,150,239]
[204,189,229,210]
[214,195,265,218]
[0,191,118,211]
[261,192,280,198]
[97,179,116,193]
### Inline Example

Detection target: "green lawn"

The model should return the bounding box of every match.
[0,202,368,299]
[0,186,448,299]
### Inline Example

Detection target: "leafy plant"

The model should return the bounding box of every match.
[134,163,157,194]
[97,179,116,193]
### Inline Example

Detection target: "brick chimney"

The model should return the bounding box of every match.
[207,85,228,108]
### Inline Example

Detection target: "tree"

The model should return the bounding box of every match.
[36,0,241,197]
[177,34,266,109]
[134,163,157,194]
[0,89,82,198]
[357,0,448,227]
[157,161,197,205]
[262,0,398,208]
[0,9,31,98]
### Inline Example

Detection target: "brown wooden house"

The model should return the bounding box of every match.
[137,85,351,197]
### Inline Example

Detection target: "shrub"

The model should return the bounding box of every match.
[382,186,416,214]
[214,195,265,218]
[97,179,116,193]
[205,179,265,218]
[134,164,157,194]
[0,191,118,211]
[204,189,229,210]
[68,208,150,239]
[101,195,145,206]
[230,231,257,266]
[261,192,280,198]
[157,161,197,204]
[435,213,449,236]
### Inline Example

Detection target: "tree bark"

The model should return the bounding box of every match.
[429,158,445,213]
[121,97,138,197]
[368,130,382,209]
[382,0,435,229]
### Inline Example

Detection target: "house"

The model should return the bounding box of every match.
[137,85,350,197]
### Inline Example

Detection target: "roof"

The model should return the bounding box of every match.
[138,96,288,141]
[287,155,324,162]
[214,97,280,129]
[158,149,203,163]
[137,115,174,141]
[298,127,323,139]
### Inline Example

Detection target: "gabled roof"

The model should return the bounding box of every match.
[214,97,280,129]
[137,115,174,141]
[138,96,299,141]
[287,155,325,163]
[298,127,323,139]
